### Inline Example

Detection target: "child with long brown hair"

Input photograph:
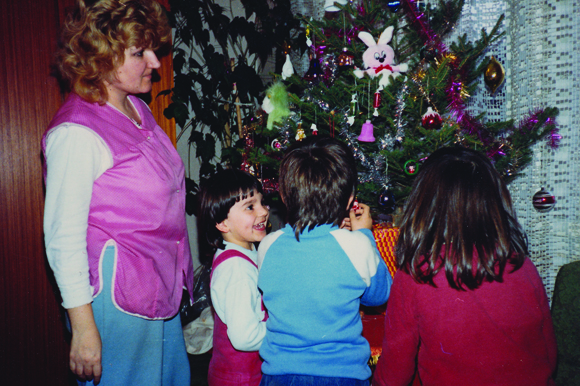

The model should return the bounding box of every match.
[373,146,557,386]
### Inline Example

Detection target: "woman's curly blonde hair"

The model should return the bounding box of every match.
[55,0,171,104]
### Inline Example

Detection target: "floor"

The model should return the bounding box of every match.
[189,352,211,386]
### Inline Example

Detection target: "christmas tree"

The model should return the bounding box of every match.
[240,0,560,218]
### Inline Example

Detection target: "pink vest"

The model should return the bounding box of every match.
[208,249,265,386]
[42,93,194,319]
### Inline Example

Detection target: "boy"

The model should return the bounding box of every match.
[258,136,392,385]
[198,169,270,386]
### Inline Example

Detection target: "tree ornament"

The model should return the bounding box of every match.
[378,188,396,214]
[329,110,336,137]
[421,107,442,130]
[349,94,358,116]
[262,82,290,130]
[281,54,294,80]
[358,120,375,142]
[303,56,322,84]
[311,123,318,135]
[532,187,556,212]
[387,1,401,12]
[353,26,409,89]
[240,127,254,174]
[324,0,347,12]
[373,91,382,117]
[484,56,505,94]
[271,138,282,150]
[415,0,426,11]
[295,123,306,141]
[337,47,355,66]
[321,54,338,87]
[404,160,419,175]
[282,41,292,55]
[420,42,441,62]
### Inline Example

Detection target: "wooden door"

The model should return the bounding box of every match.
[0,0,174,384]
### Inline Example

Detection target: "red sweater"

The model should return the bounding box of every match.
[373,258,556,386]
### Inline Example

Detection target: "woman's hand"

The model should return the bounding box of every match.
[349,203,373,231]
[67,304,102,385]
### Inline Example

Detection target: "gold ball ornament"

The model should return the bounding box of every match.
[484,56,505,94]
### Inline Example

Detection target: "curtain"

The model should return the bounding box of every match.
[454,0,580,301]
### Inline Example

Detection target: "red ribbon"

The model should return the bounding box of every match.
[374,64,393,74]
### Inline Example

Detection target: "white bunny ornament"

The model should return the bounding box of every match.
[353,26,408,89]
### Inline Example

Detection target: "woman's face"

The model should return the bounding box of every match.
[106,46,160,102]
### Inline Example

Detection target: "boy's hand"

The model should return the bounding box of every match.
[340,217,352,230]
[349,203,373,231]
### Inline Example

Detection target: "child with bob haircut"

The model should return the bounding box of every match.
[257,136,392,386]
[198,169,270,386]
[373,146,557,386]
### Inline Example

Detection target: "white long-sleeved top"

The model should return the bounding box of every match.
[210,242,267,351]
[43,123,113,309]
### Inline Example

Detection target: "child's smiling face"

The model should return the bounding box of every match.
[217,190,270,250]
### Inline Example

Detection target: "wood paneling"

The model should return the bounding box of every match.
[0,0,72,383]
[0,0,175,384]
[152,54,176,146]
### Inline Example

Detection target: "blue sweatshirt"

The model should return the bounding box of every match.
[257,224,392,380]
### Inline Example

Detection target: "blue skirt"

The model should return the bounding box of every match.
[78,246,190,386]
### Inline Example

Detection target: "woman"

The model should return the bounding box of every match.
[42,1,194,384]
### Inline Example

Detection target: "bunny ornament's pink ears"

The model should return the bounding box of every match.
[358,26,394,48]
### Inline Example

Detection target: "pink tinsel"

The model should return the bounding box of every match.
[517,109,561,149]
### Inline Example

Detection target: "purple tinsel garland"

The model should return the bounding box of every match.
[401,0,560,150]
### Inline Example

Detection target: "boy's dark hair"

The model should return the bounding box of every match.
[396,146,527,290]
[198,169,263,253]
[279,136,357,240]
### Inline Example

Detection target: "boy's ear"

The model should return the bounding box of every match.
[346,194,355,210]
[215,220,229,234]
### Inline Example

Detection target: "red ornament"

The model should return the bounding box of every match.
[373,91,382,117]
[373,92,382,108]
[404,160,419,175]
[421,107,442,130]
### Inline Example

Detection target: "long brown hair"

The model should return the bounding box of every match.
[396,146,527,290]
